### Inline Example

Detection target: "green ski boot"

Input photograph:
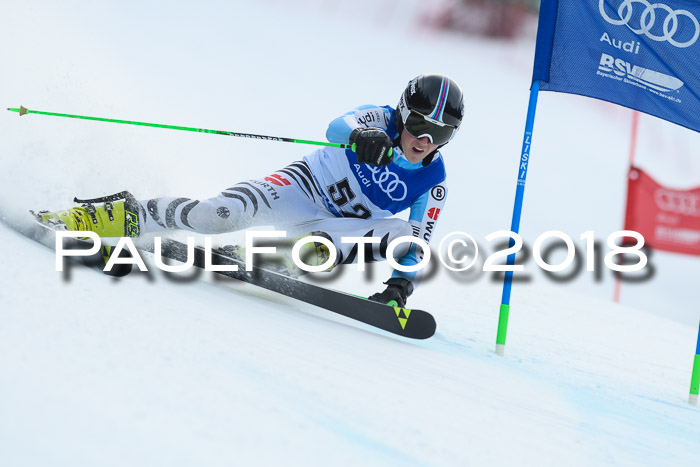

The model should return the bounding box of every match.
[34,191,141,238]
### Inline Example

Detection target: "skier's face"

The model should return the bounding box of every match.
[400,129,438,164]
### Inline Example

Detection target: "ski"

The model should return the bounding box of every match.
[20,218,437,339]
[153,239,437,340]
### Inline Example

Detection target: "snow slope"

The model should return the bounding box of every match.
[2,1,700,466]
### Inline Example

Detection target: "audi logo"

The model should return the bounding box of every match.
[599,0,699,48]
[655,188,700,217]
[369,166,408,201]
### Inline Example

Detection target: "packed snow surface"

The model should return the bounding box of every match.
[2,1,700,466]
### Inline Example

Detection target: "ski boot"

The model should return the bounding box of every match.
[31,191,141,277]
[218,232,335,277]
[33,191,142,238]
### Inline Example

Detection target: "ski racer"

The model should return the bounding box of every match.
[36,73,465,307]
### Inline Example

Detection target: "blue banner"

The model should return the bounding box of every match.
[533,0,700,133]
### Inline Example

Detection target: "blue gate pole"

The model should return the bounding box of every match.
[496,80,541,357]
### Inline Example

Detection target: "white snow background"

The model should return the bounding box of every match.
[1,1,700,466]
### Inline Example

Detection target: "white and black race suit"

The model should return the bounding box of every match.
[139,105,448,283]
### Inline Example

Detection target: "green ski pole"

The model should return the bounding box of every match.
[7,106,388,156]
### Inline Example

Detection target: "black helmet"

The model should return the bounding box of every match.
[396,74,464,146]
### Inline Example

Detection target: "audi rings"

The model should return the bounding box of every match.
[599,0,699,48]
[369,167,408,201]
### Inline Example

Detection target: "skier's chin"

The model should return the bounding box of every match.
[401,145,426,163]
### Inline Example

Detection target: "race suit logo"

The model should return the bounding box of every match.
[368,166,407,201]
[428,207,441,221]
[264,173,291,187]
[430,185,446,201]
[216,206,230,219]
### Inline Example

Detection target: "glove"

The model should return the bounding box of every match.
[349,127,394,167]
[367,278,414,308]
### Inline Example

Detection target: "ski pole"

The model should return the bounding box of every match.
[7,105,362,153]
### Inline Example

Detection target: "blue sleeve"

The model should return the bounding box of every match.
[391,183,448,285]
[391,192,428,283]
[326,105,396,144]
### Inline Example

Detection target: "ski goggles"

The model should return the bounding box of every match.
[400,109,457,146]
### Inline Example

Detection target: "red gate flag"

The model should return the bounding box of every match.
[625,166,700,255]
